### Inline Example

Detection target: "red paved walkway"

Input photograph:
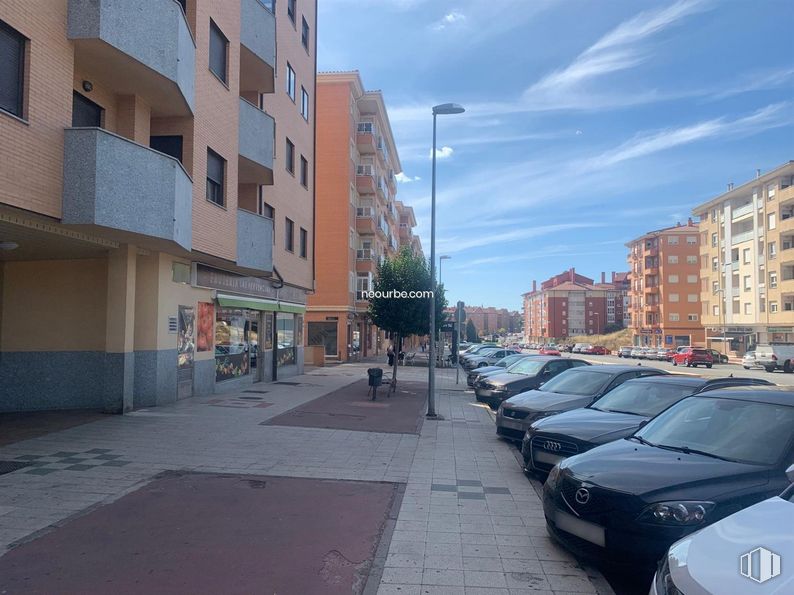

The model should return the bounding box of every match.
[0,472,398,595]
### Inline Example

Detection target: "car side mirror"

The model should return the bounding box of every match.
[787,463,794,484]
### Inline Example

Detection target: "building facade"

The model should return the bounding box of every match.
[693,162,794,354]
[522,269,629,342]
[626,222,704,348]
[449,306,521,337]
[306,71,415,361]
[0,0,316,413]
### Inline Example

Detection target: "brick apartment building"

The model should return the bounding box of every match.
[0,0,316,412]
[306,71,421,361]
[693,162,794,355]
[447,306,521,337]
[522,269,630,342]
[626,221,705,348]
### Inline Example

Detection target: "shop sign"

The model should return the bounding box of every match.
[767,327,793,333]
[665,335,673,344]
[194,264,306,305]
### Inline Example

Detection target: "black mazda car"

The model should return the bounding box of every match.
[495,365,666,442]
[466,353,533,387]
[543,387,794,566]
[523,375,775,476]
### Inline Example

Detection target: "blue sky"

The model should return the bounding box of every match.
[317,0,794,311]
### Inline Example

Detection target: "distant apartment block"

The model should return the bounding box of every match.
[693,162,794,354]
[522,270,629,342]
[306,71,419,361]
[0,0,316,413]
[626,221,704,348]
[447,306,521,336]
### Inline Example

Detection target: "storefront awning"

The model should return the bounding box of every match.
[216,294,305,314]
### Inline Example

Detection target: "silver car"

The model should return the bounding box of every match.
[742,350,761,370]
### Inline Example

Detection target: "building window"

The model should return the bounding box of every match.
[711,233,718,247]
[711,209,718,222]
[670,293,680,302]
[206,148,225,206]
[150,135,183,163]
[768,212,777,230]
[686,255,697,264]
[770,301,779,313]
[285,138,295,174]
[688,313,699,321]
[300,155,308,188]
[669,313,680,322]
[687,274,698,283]
[713,305,720,316]
[0,20,26,118]
[743,248,751,264]
[668,274,679,283]
[299,227,308,258]
[668,235,679,245]
[743,275,751,291]
[285,218,294,252]
[209,20,228,83]
[712,257,719,271]
[286,62,295,101]
[300,86,309,120]
[301,16,309,50]
[668,255,678,264]
[744,302,752,314]
[769,241,777,259]
[287,0,296,24]
[767,184,776,201]
[71,91,103,127]
[687,294,698,302]
[686,236,697,245]
[770,271,778,288]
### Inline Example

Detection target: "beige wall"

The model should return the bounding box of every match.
[0,258,108,351]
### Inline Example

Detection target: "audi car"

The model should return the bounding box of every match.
[496,365,666,442]
[466,353,533,387]
[475,356,588,410]
[543,387,794,566]
[523,375,775,476]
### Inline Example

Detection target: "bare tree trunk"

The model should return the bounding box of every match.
[390,332,400,395]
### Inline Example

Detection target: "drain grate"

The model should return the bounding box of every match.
[274,381,302,386]
[238,396,264,401]
[243,388,270,394]
[0,461,31,476]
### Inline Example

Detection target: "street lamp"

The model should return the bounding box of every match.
[428,103,465,419]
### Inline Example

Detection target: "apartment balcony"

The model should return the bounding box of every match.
[399,223,410,239]
[779,278,794,294]
[643,246,659,257]
[356,125,377,154]
[238,98,275,185]
[731,230,754,245]
[355,209,376,235]
[67,0,195,116]
[236,209,273,274]
[62,127,192,251]
[645,285,659,294]
[387,170,397,192]
[730,260,740,272]
[645,267,659,276]
[644,305,660,313]
[731,202,754,221]
[239,0,276,94]
[356,258,376,274]
[356,167,376,194]
[779,214,794,233]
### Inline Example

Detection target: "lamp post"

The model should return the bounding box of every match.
[427,103,465,419]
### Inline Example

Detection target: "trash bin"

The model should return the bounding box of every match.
[367,368,383,400]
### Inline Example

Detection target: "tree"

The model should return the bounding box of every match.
[368,247,447,391]
[466,319,479,343]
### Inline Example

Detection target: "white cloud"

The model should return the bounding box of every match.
[430,146,454,159]
[432,10,466,30]
[395,172,422,183]
[437,223,608,254]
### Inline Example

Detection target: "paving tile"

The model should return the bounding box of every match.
[386,553,424,568]
[504,572,551,591]
[544,574,598,593]
[381,567,423,585]
[463,571,507,588]
[422,569,466,586]
[423,554,464,570]
[461,543,500,558]
[377,585,421,595]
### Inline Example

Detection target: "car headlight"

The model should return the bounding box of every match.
[639,501,715,525]
[546,464,562,490]
[655,556,684,595]
[497,403,504,415]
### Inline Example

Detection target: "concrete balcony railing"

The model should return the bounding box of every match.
[356,172,377,195]
[67,0,195,116]
[356,131,377,154]
[731,230,754,245]
[238,98,275,185]
[62,127,192,250]
[240,0,276,94]
[731,202,754,220]
[779,215,794,233]
[355,214,376,235]
[236,209,273,274]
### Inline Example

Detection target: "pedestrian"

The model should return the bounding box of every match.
[387,344,395,366]
[420,341,425,353]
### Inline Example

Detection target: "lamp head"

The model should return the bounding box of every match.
[433,103,465,115]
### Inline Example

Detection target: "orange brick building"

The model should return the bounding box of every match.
[0,0,316,412]
[626,221,706,347]
[306,71,421,361]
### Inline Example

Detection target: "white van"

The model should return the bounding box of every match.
[754,343,794,372]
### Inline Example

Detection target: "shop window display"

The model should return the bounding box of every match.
[215,308,258,381]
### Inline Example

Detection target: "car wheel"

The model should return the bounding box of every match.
[765,366,776,373]
[686,360,692,367]
[743,365,750,369]
[706,364,712,369]
[672,360,677,366]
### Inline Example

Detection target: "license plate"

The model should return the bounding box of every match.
[501,418,522,430]
[555,510,605,547]
[533,449,564,466]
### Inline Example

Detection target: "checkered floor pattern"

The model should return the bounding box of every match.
[430,480,512,500]
[12,449,132,475]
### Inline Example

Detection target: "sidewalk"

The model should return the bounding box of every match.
[0,363,611,594]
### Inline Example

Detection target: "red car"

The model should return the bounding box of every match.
[584,345,611,355]
[672,346,713,368]
[539,346,561,356]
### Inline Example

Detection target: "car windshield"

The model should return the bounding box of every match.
[539,369,611,396]
[636,397,794,465]
[497,354,525,367]
[590,382,698,417]
[507,359,546,376]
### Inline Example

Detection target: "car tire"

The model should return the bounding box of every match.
[686,360,692,367]
[672,360,677,366]
[743,365,751,369]
[706,364,712,369]
[785,360,793,373]
[765,366,776,373]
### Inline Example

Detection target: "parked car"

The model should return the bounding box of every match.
[559,344,574,353]
[617,346,633,358]
[630,347,648,359]
[463,348,520,370]
[459,344,498,365]
[652,481,794,595]
[584,345,610,355]
[543,387,794,566]
[755,343,794,372]
[572,343,592,353]
[742,350,760,370]
[475,357,588,409]
[706,348,729,364]
[672,347,713,368]
[466,354,533,386]
[539,346,561,356]
[523,375,775,476]
[495,365,666,442]
[658,348,676,361]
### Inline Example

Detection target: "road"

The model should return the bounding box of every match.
[522,350,794,385]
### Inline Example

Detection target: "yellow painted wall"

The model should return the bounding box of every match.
[0,258,108,351]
